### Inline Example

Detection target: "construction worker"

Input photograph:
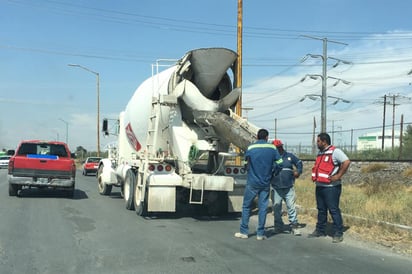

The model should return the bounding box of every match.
[271,139,303,235]
[235,129,283,240]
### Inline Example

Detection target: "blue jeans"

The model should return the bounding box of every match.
[240,183,270,237]
[315,184,343,236]
[272,187,298,227]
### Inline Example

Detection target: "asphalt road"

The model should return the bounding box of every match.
[0,169,411,274]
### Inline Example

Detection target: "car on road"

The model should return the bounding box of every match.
[82,157,101,175]
[0,155,11,169]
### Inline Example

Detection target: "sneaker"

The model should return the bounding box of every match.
[256,235,267,240]
[308,230,326,238]
[332,235,343,243]
[234,232,248,239]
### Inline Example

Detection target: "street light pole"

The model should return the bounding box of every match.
[58,118,69,144]
[68,64,101,157]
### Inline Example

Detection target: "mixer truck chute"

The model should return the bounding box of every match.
[98,48,259,216]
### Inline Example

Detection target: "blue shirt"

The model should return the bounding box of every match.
[244,140,283,188]
[271,150,303,189]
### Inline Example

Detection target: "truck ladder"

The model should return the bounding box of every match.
[145,97,160,158]
[145,94,178,159]
[188,175,204,204]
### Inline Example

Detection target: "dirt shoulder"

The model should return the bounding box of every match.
[249,206,412,258]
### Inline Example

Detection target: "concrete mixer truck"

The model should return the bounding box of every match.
[98,47,260,216]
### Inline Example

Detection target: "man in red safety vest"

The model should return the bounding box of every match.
[309,132,350,243]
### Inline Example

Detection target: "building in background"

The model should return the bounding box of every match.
[357,131,400,151]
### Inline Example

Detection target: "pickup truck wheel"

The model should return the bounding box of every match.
[9,183,18,196]
[134,172,148,216]
[124,169,135,210]
[97,165,112,195]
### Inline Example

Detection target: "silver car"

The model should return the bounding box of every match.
[0,155,11,169]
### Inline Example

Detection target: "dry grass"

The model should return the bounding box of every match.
[360,163,388,173]
[403,167,412,177]
[294,178,412,256]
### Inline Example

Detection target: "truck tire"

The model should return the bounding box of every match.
[9,183,18,196]
[124,169,135,210]
[134,172,148,216]
[97,165,112,195]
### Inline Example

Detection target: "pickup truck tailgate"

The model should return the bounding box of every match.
[11,154,75,178]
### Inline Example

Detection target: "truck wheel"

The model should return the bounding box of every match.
[9,183,18,196]
[124,169,135,210]
[97,165,112,195]
[134,172,148,216]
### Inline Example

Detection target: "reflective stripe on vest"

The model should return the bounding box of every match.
[312,146,336,184]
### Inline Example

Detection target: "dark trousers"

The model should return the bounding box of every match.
[315,184,343,236]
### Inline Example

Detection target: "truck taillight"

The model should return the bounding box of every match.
[225,166,247,175]
[148,164,173,173]
[8,158,14,174]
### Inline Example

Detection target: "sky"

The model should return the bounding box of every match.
[1,0,412,152]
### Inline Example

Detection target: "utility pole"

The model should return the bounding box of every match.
[301,35,349,133]
[381,95,387,151]
[235,0,243,165]
[312,116,316,155]
[235,0,242,118]
[399,114,404,160]
[379,93,404,151]
[391,94,396,150]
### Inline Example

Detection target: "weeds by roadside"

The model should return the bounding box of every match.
[294,165,412,256]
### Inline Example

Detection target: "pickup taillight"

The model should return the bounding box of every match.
[71,161,76,177]
[8,158,14,174]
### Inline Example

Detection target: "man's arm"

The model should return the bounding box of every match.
[330,159,350,182]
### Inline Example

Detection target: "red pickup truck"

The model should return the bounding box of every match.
[8,140,76,197]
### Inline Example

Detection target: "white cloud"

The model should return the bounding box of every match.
[242,32,412,146]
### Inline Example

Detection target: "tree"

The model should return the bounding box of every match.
[401,124,412,159]
[75,146,87,161]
